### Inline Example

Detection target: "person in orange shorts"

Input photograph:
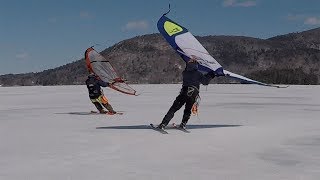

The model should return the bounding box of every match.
[85,73,116,114]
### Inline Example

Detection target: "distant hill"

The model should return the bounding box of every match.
[1,28,320,86]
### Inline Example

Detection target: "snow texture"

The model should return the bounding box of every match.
[1,84,320,180]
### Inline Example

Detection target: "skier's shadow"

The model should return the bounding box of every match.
[55,111,124,115]
[55,112,93,115]
[96,124,242,130]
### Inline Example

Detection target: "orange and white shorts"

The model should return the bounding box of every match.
[90,95,109,104]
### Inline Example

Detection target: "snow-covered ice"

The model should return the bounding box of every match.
[0,84,320,180]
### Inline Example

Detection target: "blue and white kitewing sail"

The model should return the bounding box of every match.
[157,15,287,88]
[157,15,224,76]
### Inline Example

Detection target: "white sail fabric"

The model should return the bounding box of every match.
[85,47,138,95]
[175,32,222,72]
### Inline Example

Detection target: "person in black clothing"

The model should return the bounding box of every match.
[158,58,215,129]
[85,73,116,114]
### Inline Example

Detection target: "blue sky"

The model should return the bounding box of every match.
[1,0,320,75]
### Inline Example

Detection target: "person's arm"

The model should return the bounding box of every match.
[200,71,215,85]
[98,79,110,87]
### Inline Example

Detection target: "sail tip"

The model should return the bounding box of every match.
[162,3,171,16]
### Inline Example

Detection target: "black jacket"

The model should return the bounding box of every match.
[182,62,213,89]
[85,75,109,98]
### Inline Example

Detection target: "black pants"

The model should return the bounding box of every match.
[161,86,199,126]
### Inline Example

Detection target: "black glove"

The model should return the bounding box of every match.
[207,71,215,78]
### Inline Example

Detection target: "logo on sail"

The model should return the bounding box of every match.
[164,21,183,36]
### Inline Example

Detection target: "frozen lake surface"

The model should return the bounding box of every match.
[1,84,320,180]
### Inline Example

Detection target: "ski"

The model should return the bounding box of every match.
[172,123,190,133]
[150,123,168,134]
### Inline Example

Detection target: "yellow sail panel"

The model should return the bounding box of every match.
[164,21,183,36]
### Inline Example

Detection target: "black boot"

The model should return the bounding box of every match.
[104,103,116,114]
[180,115,190,129]
[93,102,104,113]
[157,123,165,130]
[179,122,187,130]
[99,109,107,114]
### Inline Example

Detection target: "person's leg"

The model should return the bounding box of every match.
[160,94,186,127]
[180,98,195,127]
[103,103,116,114]
[98,95,116,114]
[181,87,199,128]
[91,99,104,113]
